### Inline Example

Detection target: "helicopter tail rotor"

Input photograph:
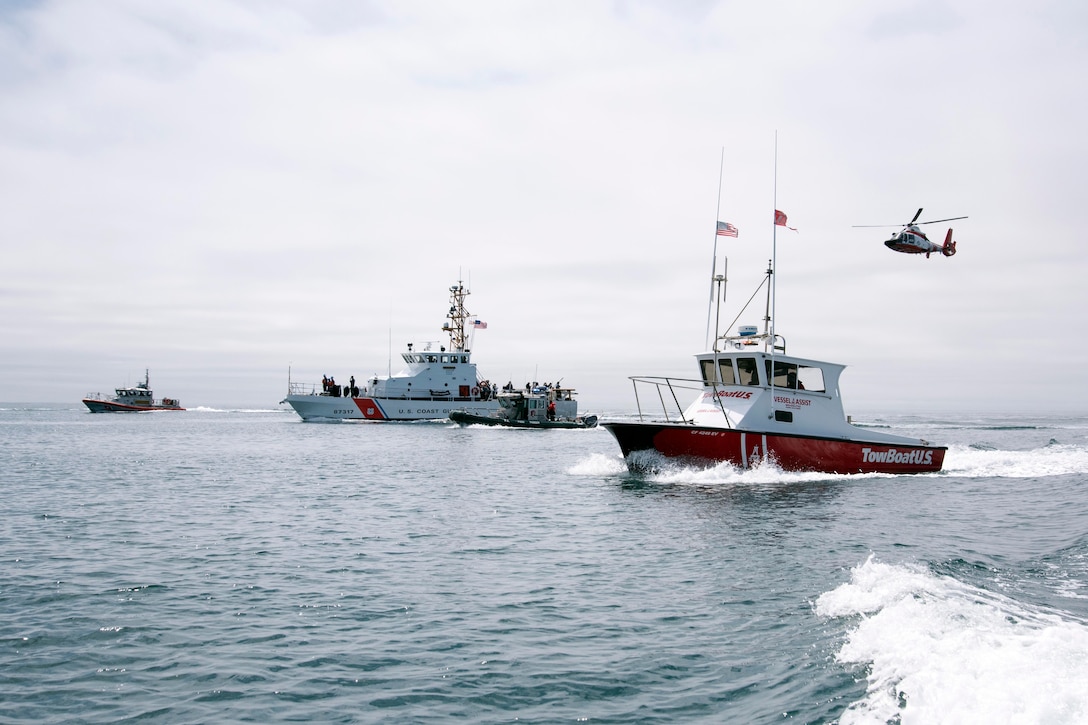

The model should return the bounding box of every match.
[941,229,957,257]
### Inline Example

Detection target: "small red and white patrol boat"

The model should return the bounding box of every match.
[82,370,184,413]
[603,243,946,475]
[281,280,501,422]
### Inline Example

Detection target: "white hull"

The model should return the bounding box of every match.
[283,280,503,423]
[284,394,499,421]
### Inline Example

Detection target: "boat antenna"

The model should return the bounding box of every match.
[762,257,773,341]
[711,256,728,353]
[706,147,725,350]
[448,279,471,352]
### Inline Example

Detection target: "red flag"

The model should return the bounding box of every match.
[774,210,797,231]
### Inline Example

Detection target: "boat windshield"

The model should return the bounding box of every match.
[405,353,470,364]
[736,357,760,386]
[699,359,737,385]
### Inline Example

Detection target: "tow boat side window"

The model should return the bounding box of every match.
[797,365,825,392]
[737,357,759,386]
[767,360,796,388]
[763,360,826,391]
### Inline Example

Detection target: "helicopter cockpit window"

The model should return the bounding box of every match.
[737,357,759,386]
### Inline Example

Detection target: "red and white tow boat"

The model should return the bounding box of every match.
[82,370,185,413]
[603,255,946,474]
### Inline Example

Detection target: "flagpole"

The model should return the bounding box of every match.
[706,148,725,350]
[771,132,778,349]
[770,132,779,416]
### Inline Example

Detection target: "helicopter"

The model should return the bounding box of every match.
[854,208,967,258]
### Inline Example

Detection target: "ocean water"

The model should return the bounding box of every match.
[2,405,1087,724]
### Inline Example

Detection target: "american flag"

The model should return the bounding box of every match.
[473,320,488,329]
[716,221,738,237]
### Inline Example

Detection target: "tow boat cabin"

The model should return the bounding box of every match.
[687,349,856,437]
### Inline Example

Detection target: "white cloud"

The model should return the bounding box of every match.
[1,0,1085,414]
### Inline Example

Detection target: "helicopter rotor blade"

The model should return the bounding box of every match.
[916,215,968,225]
[851,223,901,228]
[910,208,923,224]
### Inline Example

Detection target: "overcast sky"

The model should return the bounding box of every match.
[2,0,1086,414]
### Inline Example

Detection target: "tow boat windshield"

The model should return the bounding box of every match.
[699,355,826,392]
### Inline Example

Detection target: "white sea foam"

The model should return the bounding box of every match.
[816,556,1088,724]
[602,448,875,486]
[942,443,1088,478]
[648,458,845,486]
[567,453,628,476]
[187,406,285,413]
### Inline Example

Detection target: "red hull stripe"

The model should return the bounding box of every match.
[605,423,944,474]
[352,398,387,420]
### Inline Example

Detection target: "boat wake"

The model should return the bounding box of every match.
[188,406,287,414]
[572,440,1088,486]
[567,453,629,476]
[816,555,1088,724]
[571,449,873,486]
[941,442,1088,478]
